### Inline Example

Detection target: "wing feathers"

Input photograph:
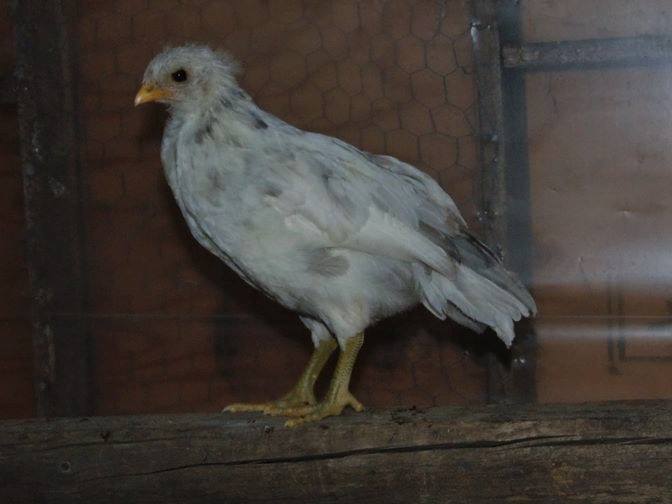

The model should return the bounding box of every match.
[262,130,534,345]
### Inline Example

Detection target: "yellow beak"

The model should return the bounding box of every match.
[134,84,172,106]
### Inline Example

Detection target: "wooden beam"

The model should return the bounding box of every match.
[503,35,672,71]
[13,0,92,416]
[2,401,672,503]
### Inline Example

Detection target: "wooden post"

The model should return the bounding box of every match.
[471,0,507,255]
[0,74,16,105]
[1,401,671,503]
[471,0,537,403]
[13,1,92,417]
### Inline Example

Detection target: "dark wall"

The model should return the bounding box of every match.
[0,4,34,419]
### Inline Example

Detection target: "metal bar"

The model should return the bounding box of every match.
[471,0,537,403]
[14,0,92,417]
[503,36,672,71]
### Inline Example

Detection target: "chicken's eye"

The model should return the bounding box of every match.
[171,69,188,83]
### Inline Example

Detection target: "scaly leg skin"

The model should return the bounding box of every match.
[285,332,365,428]
[223,338,337,416]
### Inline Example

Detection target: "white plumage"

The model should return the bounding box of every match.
[136,45,536,424]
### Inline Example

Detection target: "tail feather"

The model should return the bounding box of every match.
[423,291,487,334]
[420,264,534,347]
[415,226,535,346]
[448,232,537,316]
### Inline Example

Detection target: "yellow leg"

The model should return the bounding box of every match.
[285,332,365,427]
[223,338,337,416]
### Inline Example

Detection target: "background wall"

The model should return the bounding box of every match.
[3,0,672,420]
[0,4,33,419]
[520,0,672,403]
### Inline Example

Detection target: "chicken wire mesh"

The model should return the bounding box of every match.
[2,0,672,418]
[78,0,486,415]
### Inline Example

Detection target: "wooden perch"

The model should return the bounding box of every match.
[1,401,671,503]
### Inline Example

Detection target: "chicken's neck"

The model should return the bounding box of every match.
[170,88,270,150]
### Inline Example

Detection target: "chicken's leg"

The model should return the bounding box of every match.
[285,332,364,427]
[223,338,337,415]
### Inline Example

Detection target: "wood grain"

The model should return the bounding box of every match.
[1,401,671,503]
[14,0,92,417]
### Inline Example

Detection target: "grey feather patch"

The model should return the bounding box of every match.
[264,184,282,198]
[321,169,356,220]
[208,169,226,191]
[418,221,461,261]
[251,113,268,129]
[443,301,487,334]
[452,232,536,313]
[306,249,349,277]
[234,88,250,101]
[371,190,392,213]
[194,116,217,144]
[453,233,501,266]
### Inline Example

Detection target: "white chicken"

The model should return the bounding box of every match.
[135,45,536,426]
